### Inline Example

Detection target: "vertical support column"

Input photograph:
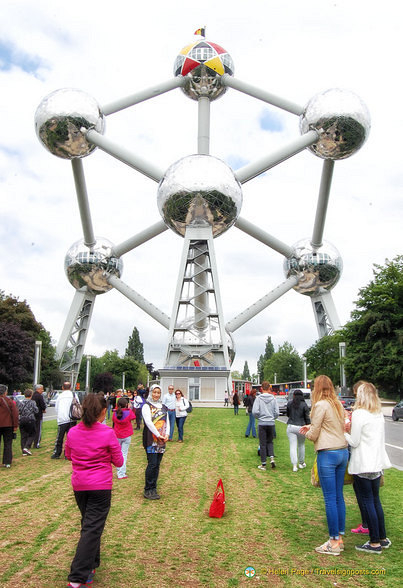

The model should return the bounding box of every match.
[198,97,210,155]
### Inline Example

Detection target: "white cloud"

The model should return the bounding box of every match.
[0,0,401,377]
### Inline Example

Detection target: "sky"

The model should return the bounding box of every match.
[1,0,402,377]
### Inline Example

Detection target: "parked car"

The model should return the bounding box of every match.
[392,400,403,421]
[13,394,25,403]
[48,391,62,407]
[339,396,355,411]
[288,388,312,408]
[273,392,289,415]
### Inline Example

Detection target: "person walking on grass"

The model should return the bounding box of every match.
[32,384,46,448]
[112,397,136,479]
[51,382,76,459]
[244,389,257,438]
[344,382,392,554]
[286,389,310,472]
[232,390,240,415]
[252,381,279,470]
[17,389,38,456]
[0,384,19,468]
[65,393,123,588]
[300,375,348,556]
[174,389,190,442]
[141,384,169,500]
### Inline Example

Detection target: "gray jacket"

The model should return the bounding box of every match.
[252,393,279,424]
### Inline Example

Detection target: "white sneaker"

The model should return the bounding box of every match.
[298,462,306,469]
[292,465,298,472]
[258,464,266,471]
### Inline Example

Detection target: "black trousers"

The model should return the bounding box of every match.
[68,489,112,584]
[144,452,163,491]
[33,416,43,447]
[20,421,36,450]
[258,425,275,464]
[53,421,75,457]
[0,427,13,465]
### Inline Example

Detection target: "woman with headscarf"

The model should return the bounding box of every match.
[286,389,310,472]
[141,384,169,500]
[300,375,348,556]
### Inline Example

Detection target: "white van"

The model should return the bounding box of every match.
[288,388,311,408]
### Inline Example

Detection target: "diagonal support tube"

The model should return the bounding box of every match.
[311,159,335,248]
[235,217,294,258]
[71,159,96,248]
[235,130,318,184]
[225,275,299,333]
[111,221,168,257]
[102,77,186,115]
[86,129,164,182]
[222,75,304,115]
[107,274,170,329]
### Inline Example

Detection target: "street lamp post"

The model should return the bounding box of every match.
[302,355,307,388]
[33,340,42,387]
[339,342,346,391]
[85,355,91,395]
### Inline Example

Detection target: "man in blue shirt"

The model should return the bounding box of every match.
[162,385,176,441]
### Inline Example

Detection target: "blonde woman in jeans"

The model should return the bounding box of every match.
[300,375,348,556]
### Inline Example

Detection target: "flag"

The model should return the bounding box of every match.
[194,27,206,37]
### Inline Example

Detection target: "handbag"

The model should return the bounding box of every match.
[69,393,83,421]
[311,455,353,487]
[208,479,225,518]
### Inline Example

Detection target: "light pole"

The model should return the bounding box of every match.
[302,355,307,388]
[122,371,126,392]
[339,342,346,391]
[33,340,42,387]
[85,355,91,395]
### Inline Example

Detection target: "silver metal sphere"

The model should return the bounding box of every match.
[157,155,242,238]
[35,88,105,159]
[284,238,343,297]
[64,237,122,295]
[300,88,370,160]
[174,40,234,101]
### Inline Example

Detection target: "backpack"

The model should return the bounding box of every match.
[18,400,36,425]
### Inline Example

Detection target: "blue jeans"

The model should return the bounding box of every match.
[145,452,163,491]
[353,475,386,543]
[167,410,176,440]
[176,416,186,441]
[117,436,131,478]
[317,448,349,539]
[245,412,256,437]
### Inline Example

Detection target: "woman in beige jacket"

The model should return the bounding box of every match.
[300,375,348,556]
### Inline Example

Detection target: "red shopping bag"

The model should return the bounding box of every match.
[208,479,225,518]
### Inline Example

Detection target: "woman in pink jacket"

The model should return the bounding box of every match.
[65,393,123,588]
[112,396,136,479]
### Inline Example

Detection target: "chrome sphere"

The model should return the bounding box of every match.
[284,238,343,297]
[157,155,242,238]
[300,88,370,160]
[174,40,234,101]
[35,88,105,159]
[64,237,122,295]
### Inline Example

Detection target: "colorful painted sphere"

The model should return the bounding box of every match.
[174,40,234,100]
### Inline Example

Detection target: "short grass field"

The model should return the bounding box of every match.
[0,408,401,588]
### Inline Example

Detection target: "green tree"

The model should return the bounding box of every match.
[304,331,345,385]
[0,291,59,389]
[125,326,144,362]
[242,361,251,380]
[78,349,149,392]
[343,256,403,396]
[257,336,275,381]
[231,370,242,380]
[263,341,303,383]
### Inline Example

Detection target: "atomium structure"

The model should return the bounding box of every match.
[35,34,370,399]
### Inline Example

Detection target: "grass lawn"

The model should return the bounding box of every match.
[0,408,401,587]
